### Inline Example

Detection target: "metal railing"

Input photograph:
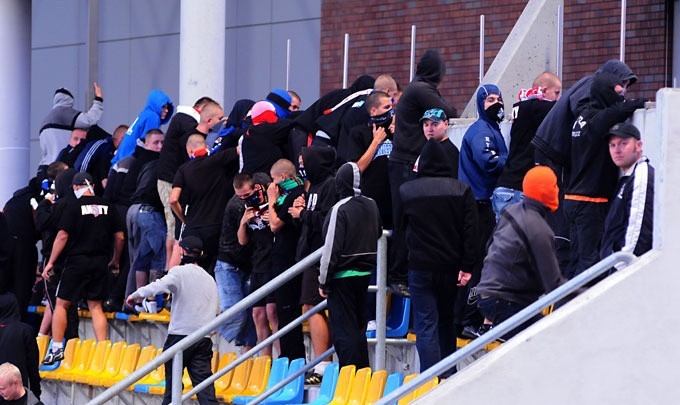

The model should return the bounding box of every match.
[89,231,392,404]
[376,251,637,405]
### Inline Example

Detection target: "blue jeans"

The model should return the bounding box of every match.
[491,186,524,222]
[132,210,167,272]
[213,260,256,345]
[408,270,458,378]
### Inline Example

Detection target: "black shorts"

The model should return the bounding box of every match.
[250,272,276,308]
[300,266,324,306]
[56,255,108,302]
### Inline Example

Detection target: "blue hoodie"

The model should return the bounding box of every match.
[459,84,508,200]
[112,89,174,165]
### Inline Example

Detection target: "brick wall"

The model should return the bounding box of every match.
[320,0,671,112]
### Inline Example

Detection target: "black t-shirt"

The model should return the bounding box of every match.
[413,138,459,179]
[271,185,304,272]
[246,211,273,274]
[173,148,239,230]
[241,121,294,175]
[58,195,123,257]
[157,112,200,182]
[343,125,393,229]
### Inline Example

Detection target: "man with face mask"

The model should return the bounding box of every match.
[564,73,646,278]
[41,172,124,365]
[458,84,508,338]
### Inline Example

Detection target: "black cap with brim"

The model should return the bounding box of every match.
[608,122,640,140]
[179,236,203,256]
[72,172,94,186]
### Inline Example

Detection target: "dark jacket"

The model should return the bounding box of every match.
[296,146,338,261]
[217,194,252,269]
[532,60,637,168]
[393,50,457,163]
[241,119,295,175]
[459,85,508,200]
[0,293,41,399]
[318,163,381,288]
[567,73,646,198]
[400,139,478,273]
[130,160,163,210]
[35,169,76,260]
[157,106,200,183]
[105,146,160,206]
[213,99,255,150]
[601,157,654,258]
[477,198,565,306]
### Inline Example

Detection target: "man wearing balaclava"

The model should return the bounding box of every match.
[457,84,508,338]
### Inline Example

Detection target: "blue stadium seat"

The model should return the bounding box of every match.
[367,296,411,338]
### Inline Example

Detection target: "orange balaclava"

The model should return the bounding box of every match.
[522,166,559,211]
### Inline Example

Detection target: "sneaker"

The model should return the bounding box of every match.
[305,372,323,385]
[142,299,158,314]
[122,303,139,315]
[43,348,64,365]
[389,282,411,297]
[461,325,481,339]
[366,320,377,331]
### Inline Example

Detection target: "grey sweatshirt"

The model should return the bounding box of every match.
[131,263,219,336]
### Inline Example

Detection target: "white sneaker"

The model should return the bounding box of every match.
[141,299,158,313]
[367,320,377,331]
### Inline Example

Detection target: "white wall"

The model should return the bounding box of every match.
[417,89,680,404]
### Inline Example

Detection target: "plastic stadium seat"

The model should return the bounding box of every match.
[138,308,171,323]
[364,369,387,405]
[123,345,158,391]
[327,364,356,405]
[40,338,80,379]
[397,374,438,405]
[347,367,372,405]
[233,357,288,404]
[99,343,141,388]
[224,355,271,403]
[414,377,439,398]
[367,295,411,338]
[54,339,95,381]
[36,335,50,365]
[75,340,123,384]
[291,362,339,405]
[214,352,238,393]
[261,357,305,405]
[217,357,254,399]
[69,340,112,383]
[87,342,130,386]
[381,372,404,400]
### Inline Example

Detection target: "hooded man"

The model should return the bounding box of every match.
[318,162,381,369]
[266,89,293,120]
[564,72,646,278]
[388,49,457,295]
[113,89,174,165]
[477,166,566,339]
[400,138,478,377]
[240,100,296,175]
[38,83,104,178]
[0,293,41,401]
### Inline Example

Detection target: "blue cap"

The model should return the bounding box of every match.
[419,108,447,123]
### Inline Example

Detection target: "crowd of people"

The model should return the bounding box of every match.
[0,50,655,402]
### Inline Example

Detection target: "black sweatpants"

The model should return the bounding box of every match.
[327,275,370,369]
[162,335,217,405]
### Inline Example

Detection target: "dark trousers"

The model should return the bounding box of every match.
[162,335,217,405]
[563,199,609,279]
[387,160,417,284]
[274,273,305,360]
[477,296,543,340]
[409,270,458,378]
[327,275,371,369]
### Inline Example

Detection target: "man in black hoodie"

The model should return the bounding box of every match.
[389,49,457,294]
[0,293,41,401]
[564,72,645,278]
[318,162,381,368]
[400,138,478,377]
[288,145,337,383]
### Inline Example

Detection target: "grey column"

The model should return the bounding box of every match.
[0,0,31,206]
[179,0,226,106]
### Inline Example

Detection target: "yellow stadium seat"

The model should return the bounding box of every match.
[124,346,159,390]
[138,308,171,323]
[73,340,118,384]
[217,357,254,400]
[397,375,438,405]
[222,355,271,403]
[327,364,356,405]
[347,367,371,405]
[99,343,140,387]
[54,339,96,381]
[36,335,50,364]
[40,338,80,380]
[86,341,127,386]
[363,369,387,405]
[214,352,238,393]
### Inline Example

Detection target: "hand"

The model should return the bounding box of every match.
[108,259,120,276]
[267,182,280,202]
[241,207,255,226]
[458,271,472,287]
[372,124,387,144]
[125,294,137,308]
[318,288,328,298]
[389,115,396,134]
[42,263,54,281]
[44,193,56,203]
[288,206,303,219]
[261,209,270,222]
[93,82,103,98]
[293,194,306,209]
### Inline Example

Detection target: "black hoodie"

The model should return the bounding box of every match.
[393,50,457,163]
[567,72,645,198]
[400,139,478,273]
[318,163,382,287]
[0,293,41,399]
[296,146,338,261]
[35,169,76,260]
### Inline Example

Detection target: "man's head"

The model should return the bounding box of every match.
[185,134,207,158]
[233,172,257,198]
[477,84,504,123]
[197,101,224,133]
[420,109,449,142]
[112,124,128,149]
[608,122,643,172]
[251,101,278,126]
[522,166,559,212]
[0,363,24,400]
[533,72,562,101]
[69,128,87,148]
[143,129,165,152]
[178,236,203,264]
[193,96,218,111]
[266,89,292,119]
[46,161,68,181]
[365,91,392,117]
[72,172,95,198]
[287,91,301,112]
[373,75,398,98]
[270,159,297,185]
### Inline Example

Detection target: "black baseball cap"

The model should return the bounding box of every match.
[72,172,94,186]
[608,122,640,140]
[179,236,203,256]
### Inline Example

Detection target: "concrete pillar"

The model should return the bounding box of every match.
[0,0,31,207]
[179,0,226,107]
